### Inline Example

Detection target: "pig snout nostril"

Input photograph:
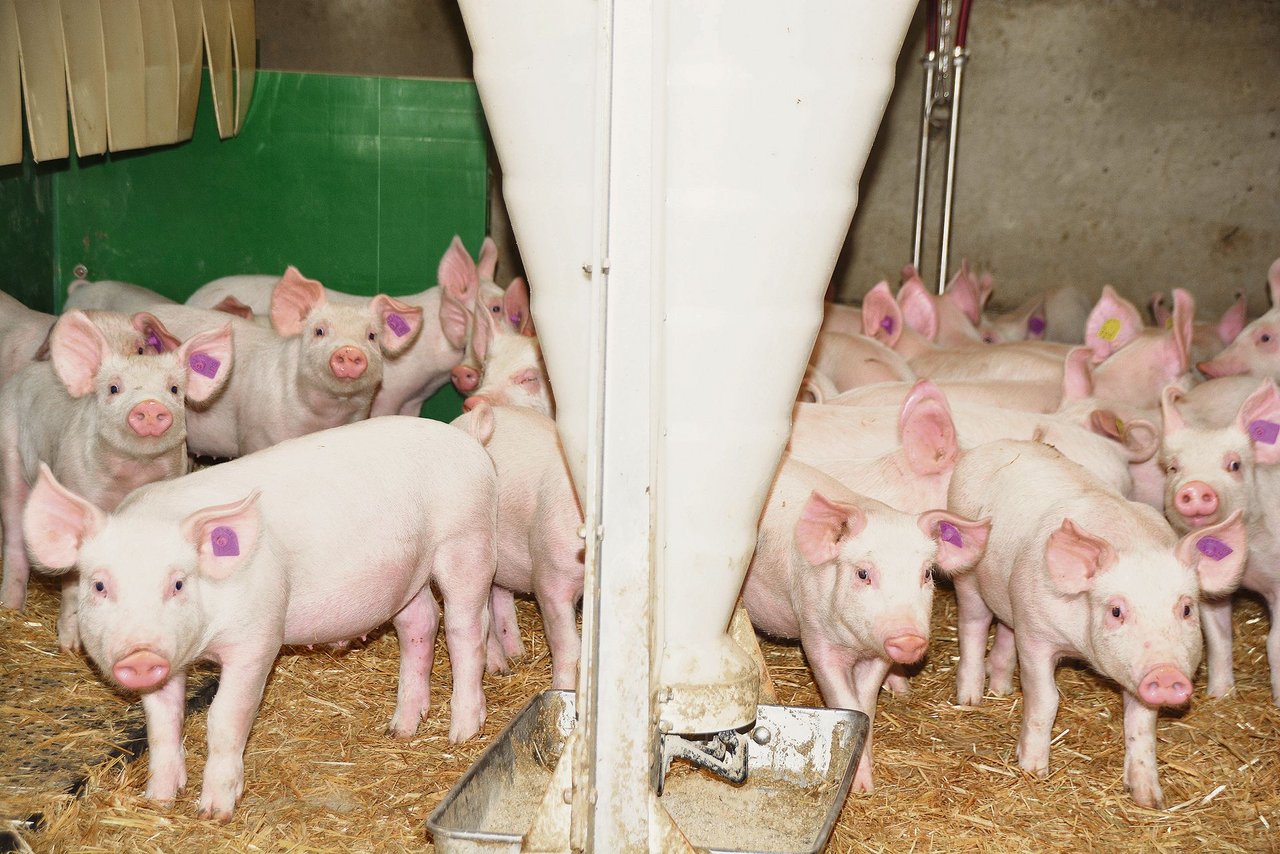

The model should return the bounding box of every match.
[884,633,928,665]
[329,347,368,379]
[112,650,171,691]
[451,365,480,393]
[127,400,173,437]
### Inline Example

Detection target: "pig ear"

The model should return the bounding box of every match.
[1045,518,1114,596]
[977,272,995,309]
[211,296,256,321]
[899,380,958,476]
[799,365,837,404]
[438,236,480,349]
[1235,378,1280,465]
[1178,510,1247,597]
[371,294,425,356]
[942,269,982,325]
[899,263,919,286]
[504,277,533,335]
[181,492,262,581]
[917,511,990,574]
[23,463,104,572]
[469,306,496,362]
[795,491,867,567]
[1160,385,1188,437]
[1169,289,1195,374]
[269,267,327,336]
[1268,257,1280,309]
[477,236,499,282]
[1060,347,1094,401]
[460,398,495,445]
[49,311,109,397]
[131,312,182,354]
[897,278,940,341]
[1218,291,1248,344]
[1085,285,1144,361]
[1088,410,1159,463]
[177,323,234,403]
[1019,296,1048,340]
[861,281,902,347]
[1148,292,1171,327]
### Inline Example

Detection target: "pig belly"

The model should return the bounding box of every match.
[281,564,430,646]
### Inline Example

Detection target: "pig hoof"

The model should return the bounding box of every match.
[385,721,420,741]
[1205,682,1235,699]
[1125,779,1164,810]
[884,673,912,696]
[448,716,484,744]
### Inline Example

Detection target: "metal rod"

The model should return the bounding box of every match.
[937,48,966,294]
[911,51,936,274]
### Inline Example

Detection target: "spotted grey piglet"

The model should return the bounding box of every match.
[949,439,1248,808]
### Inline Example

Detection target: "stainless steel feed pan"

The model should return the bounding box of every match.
[427,690,869,854]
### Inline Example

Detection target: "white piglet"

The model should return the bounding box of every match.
[22,416,497,821]
[949,439,1248,808]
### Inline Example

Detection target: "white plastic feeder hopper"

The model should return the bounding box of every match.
[436,2,916,850]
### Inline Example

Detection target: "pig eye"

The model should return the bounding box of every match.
[1227,458,1242,473]
[368,332,377,342]
[1111,606,1121,618]
[314,327,325,337]
[93,580,106,594]
[1182,602,1193,618]
[174,579,184,592]
[490,304,502,315]
[136,346,145,355]
[856,568,870,582]
[1165,461,1179,475]
[1261,334,1273,344]
[924,563,938,583]
[109,384,120,395]
[169,385,179,395]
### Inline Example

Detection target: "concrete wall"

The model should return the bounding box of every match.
[255,0,1280,318]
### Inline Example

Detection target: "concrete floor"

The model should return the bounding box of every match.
[255,0,1280,316]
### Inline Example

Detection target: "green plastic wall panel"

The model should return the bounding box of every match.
[0,151,57,313]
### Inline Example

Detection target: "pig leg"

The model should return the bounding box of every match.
[56,573,81,653]
[436,537,492,743]
[1121,691,1164,808]
[986,622,1018,696]
[1014,637,1060,778]
[1265,588,1280,705]
[198,651,276,822]
[387,587,441,739]
[0,457,30,610]
[883,668,912,696]
[954,575,994,705]
[490,585,524,662]
[532,554,583,691]
[804,637,889,792]
[141,670,189,802]
[1200,597,1235,698]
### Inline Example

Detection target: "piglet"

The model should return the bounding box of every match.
[23,416,497,821]
[743,456,989,791]
[809,330,915,393]
[1150,289,1248,369]
[1198,258,1280,381]
[64,278,179,313]
[0,311,232,649]
[461,278,556,417]
[949,439,1247,807]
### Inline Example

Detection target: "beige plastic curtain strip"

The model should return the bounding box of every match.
[1,0,255,165]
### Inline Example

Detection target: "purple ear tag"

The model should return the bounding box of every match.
[210,526,239,557]
[189,352,221,379]
[509,311,523,328]
[145,331,165,352]
[1027,316,1046,335]
[387,313,411,337]
[1196,536,1232,561]
[938,521,963,548]
[1248,419,1280,445]
[880,316,895,334]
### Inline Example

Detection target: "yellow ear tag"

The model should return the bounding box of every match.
[1098,318,1121,341]
[1165,316,1173,330]
[1115,417,1126,439]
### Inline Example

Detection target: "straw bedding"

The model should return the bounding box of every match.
[2,575,1278,852]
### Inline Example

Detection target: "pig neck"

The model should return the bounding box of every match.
[1242,467,1280,588]
[55,405,186,511]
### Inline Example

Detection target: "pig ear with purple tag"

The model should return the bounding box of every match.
[177,323,234,403]
[898,380,958,477]
[371,294,424,356]
[1045,518,1115,596]
[505,277,534,336]
[1084,285,1144,362]
[181,492,262,581]
[1177,510,1247,597]
[269,267,328,337]
[438,235,481,350]
[1235,378,1280,465]
[861,281,903,348]
[917,510,990,574]
[23,463,105,572]
[897,278,940,342]
[795,491,867,567]
[131,312,183,354]
[1217,291,1248,345]
[48,311,110,398]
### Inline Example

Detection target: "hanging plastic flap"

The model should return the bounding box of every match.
[199,0,234,138]
[171,0,203,139]
[101,0,148,152]
[14,0,69,162]
[0,0,20,165]
[228,0,254,134]
[59,0,109,157]
[138,0,179,146]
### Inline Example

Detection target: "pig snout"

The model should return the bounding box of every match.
[1174,481,1219,526]
[329,346,368,380]
[1137,664,1193,707]
[451,364,480,393]
[1196,358,1238,379]
[883,632,929,665]
[112,648,171,691]
[128,400,174,437]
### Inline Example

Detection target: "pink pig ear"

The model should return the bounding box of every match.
[897,278,940,341]
[461,398,495,445]
[211,296,256,321]
[1169,289,1195,374]
[371,294,424,356]
[181,492,262,581]
[899,263,919,286]
[269,267,326,336]
[477,236,499,282]
[1160,384,1188,437]
[1148,292,1171,327]
[795,491,867,567]
[177,323,234,403]
[49,311,110,397]
[1268,257,1280,309]
[861,281,902,347]
[1060,347,1094,401]
[438,236,479,350]
[977,272,995,309]
[1218,291,1248,344]
[1178,510,1247,597]
[23,463,104,572]
[942,268,983,325]
[1087,410,1159,463]
[1235,378,1280,465]
[504,277,533,335]
[1046,518,1114,596]
[1085,285,1143,362]
[918,510,989,574]
[899,380,958,476]
[131,312,182,354]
